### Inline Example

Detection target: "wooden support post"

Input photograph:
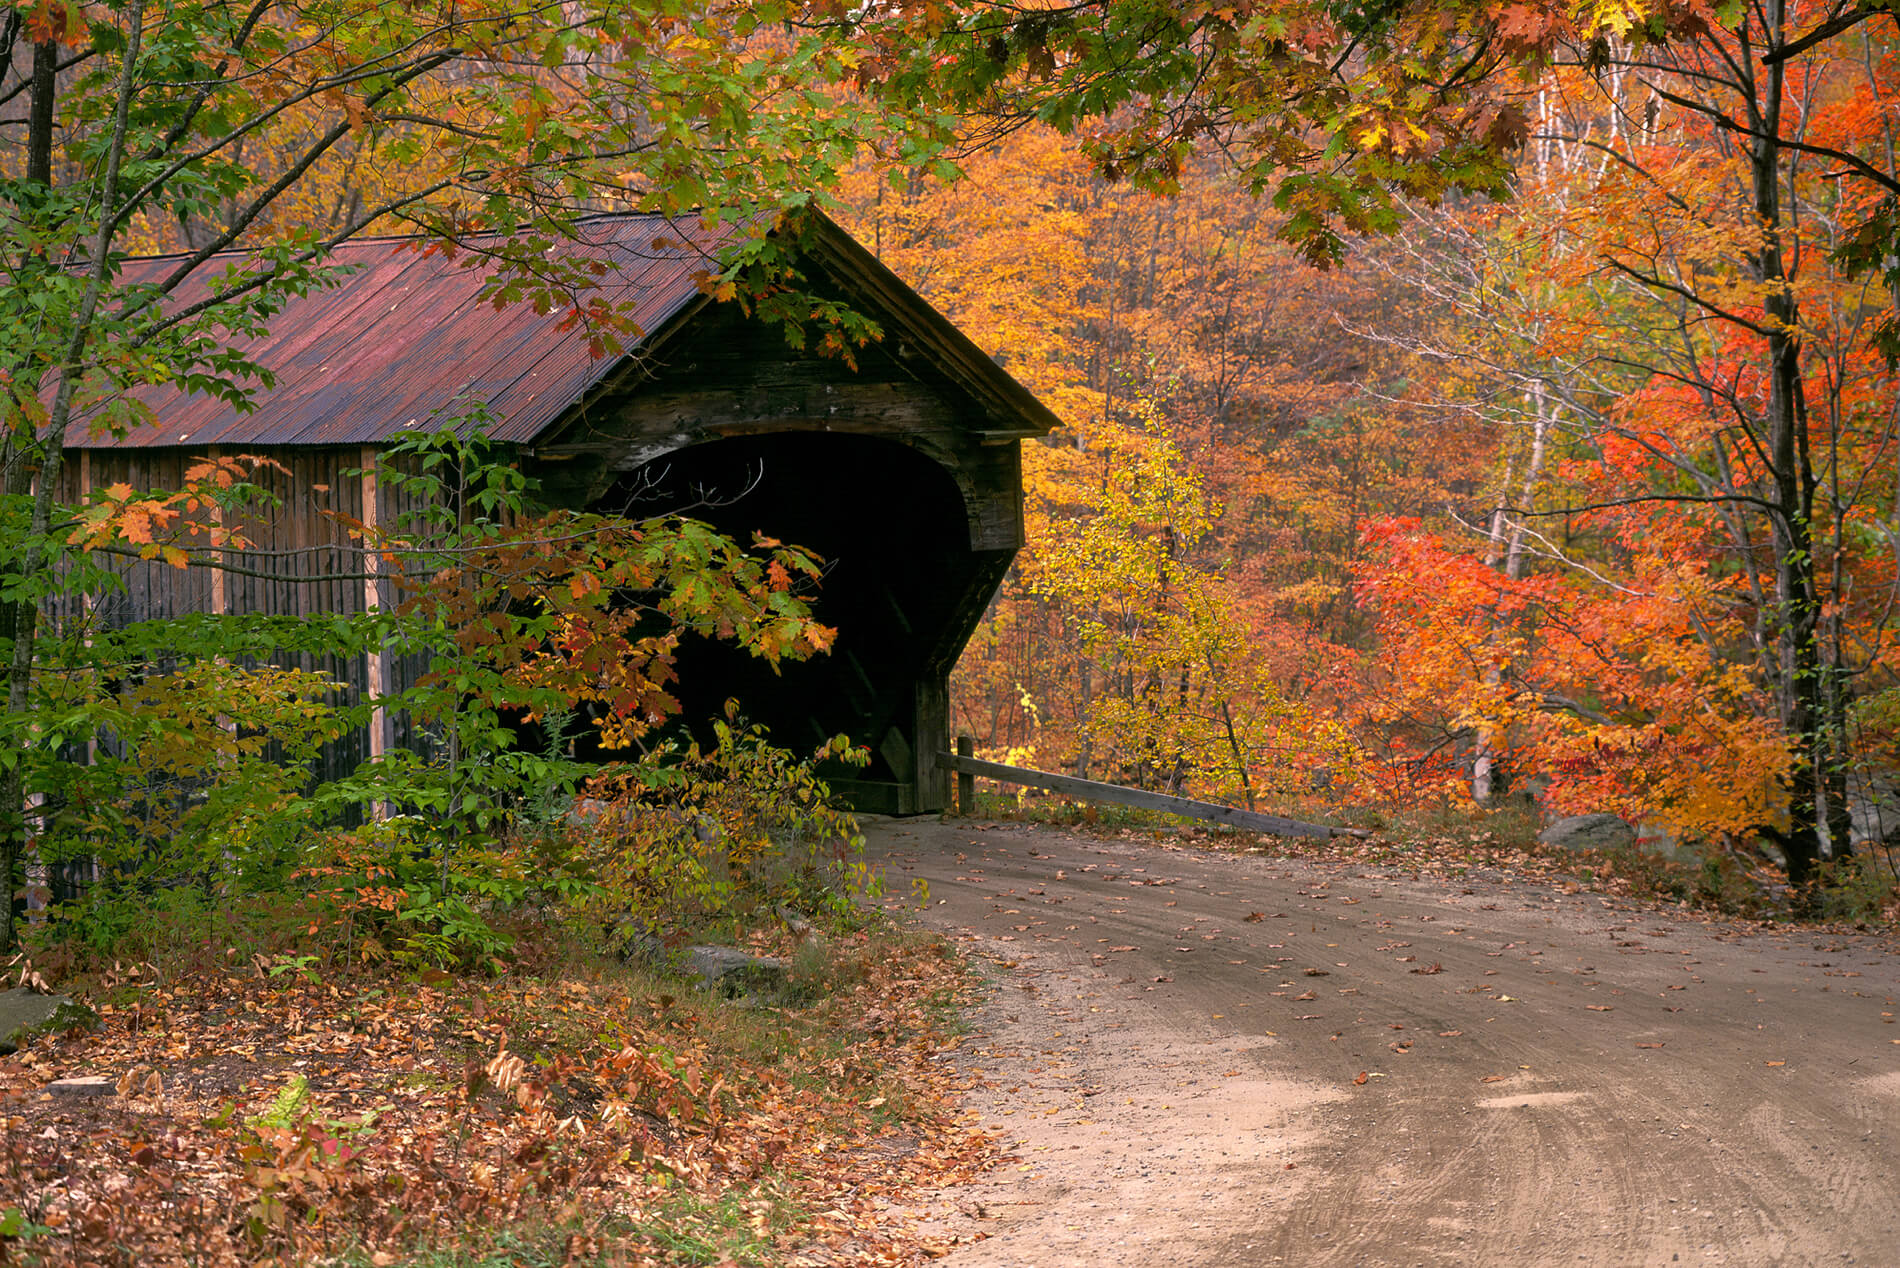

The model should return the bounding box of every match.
[361,449,388,788]
[956,734,975,817]
[914,678,949,812]
[207,447,227,618]
[77,450,94,636]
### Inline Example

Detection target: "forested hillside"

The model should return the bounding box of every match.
[836,10,1900,890]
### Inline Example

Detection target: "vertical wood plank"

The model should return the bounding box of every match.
[207,447,226,616]
[913,676,950,812]
[361,447,387,764]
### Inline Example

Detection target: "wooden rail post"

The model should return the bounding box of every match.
[956,734,975,816]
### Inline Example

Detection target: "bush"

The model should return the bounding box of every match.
[571,706,871,940]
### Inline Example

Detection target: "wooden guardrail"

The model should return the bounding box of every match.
[935,739,1366,840]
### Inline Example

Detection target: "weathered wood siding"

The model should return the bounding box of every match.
[527,302,1029,555]
[54,446,405,788]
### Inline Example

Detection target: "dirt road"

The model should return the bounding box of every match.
[866,817,1900,1266]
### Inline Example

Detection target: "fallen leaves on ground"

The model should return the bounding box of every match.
[0,927,999,1266]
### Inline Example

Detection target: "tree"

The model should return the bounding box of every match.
[1571,7,1900,884]
[837,129,1479,801]
[841,0,1669,260]
[1349,13,1899,880]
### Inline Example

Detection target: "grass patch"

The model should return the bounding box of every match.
[341,1188,805,1267]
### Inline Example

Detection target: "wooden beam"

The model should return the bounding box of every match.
[206,447,226,617]
[955,735,975,816]
[361,447,387,767]
[932,752,1365,840]
[607,379,962,445]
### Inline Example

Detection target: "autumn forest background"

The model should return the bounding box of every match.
[839,32,1900,898]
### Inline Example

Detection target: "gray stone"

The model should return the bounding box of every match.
[683,946,786,993]
[46,1076,115,1097]
[1633,824,1693,864]
[609,916,666,967]
[1538,813,1636,852]
[0,988,96,1056]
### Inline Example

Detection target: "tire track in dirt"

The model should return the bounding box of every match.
[871,818,1900,1266]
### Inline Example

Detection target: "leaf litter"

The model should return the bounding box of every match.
[0,928,1000,1266]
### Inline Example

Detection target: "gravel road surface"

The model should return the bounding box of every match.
[867,817,1900,1267]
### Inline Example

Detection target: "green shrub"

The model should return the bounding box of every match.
[575,706,871,939]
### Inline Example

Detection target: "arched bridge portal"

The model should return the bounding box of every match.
[593,433,1011,813]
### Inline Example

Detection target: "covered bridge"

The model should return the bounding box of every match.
[62,211,1059,814]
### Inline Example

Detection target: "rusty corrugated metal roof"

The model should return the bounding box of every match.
[73,213,738,448]
[71,208,1063,450]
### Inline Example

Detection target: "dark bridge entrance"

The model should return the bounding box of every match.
[601,433,1014,814]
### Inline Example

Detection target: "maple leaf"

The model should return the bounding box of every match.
[25,0,88,46]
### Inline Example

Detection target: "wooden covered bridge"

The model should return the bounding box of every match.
[62,212,1059,814]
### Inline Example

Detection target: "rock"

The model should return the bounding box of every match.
[1537,814,1636,852]
[0,988,97,1056]
[609,916,666,967]
[1633,824,1693,864]
[683,946,786,994]
[46,1076,115,1098]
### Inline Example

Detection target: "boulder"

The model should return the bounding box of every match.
[1632,823,1693,864]
[608,916,666,967]
[0,988,97,1056]
[1537,813,1636,852]
[683,946,786,995]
